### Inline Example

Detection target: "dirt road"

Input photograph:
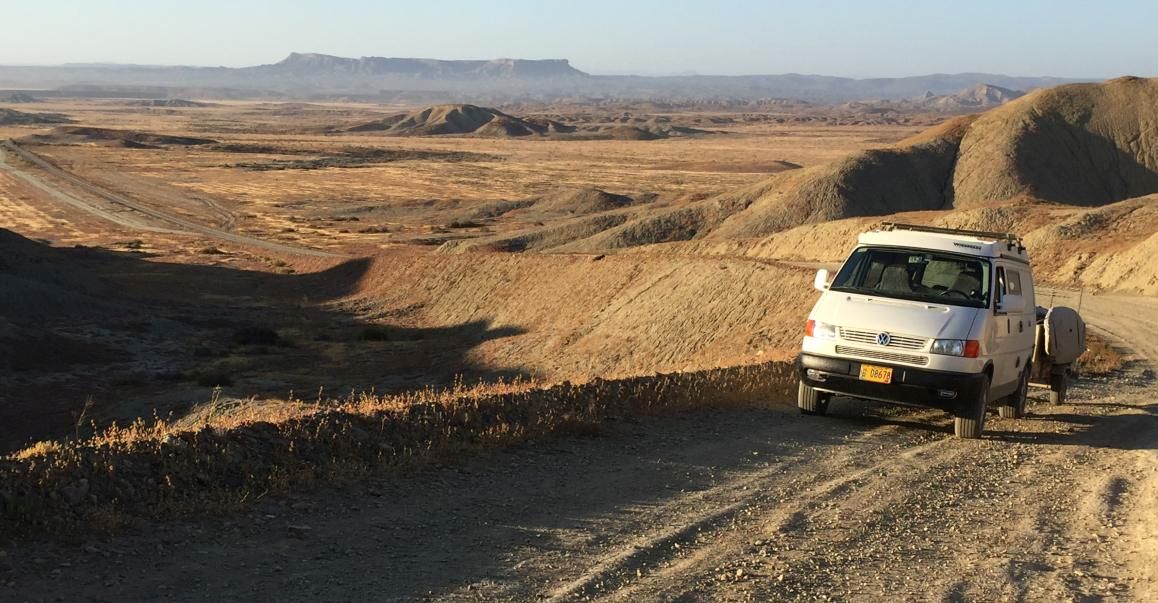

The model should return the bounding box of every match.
[0,140,337,258]
[4,298,1156,602]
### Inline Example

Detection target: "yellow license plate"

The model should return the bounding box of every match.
[859,364,893,384]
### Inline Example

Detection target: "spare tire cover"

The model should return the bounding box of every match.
[1045,306,1086,364]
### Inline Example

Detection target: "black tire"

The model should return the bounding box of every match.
[798,381,830,416]
[954,375,989,439]
[1049,372,1067,405]
[998,368,1029,419]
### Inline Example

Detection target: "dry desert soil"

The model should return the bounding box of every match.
[1,87,1157,601]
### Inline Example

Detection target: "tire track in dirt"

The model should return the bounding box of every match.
[0,140,337,258]
[0,145,180,233]
[538,294,1158,602]
[591,421,963,602]
[544,418,952,602]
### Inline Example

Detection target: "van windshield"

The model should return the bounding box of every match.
[830,247,992,308]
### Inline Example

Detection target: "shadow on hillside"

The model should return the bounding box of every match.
[1013,113,1158,205]
[0,231,530,451]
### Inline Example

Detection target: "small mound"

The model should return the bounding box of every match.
[126,99,214,108]
[473,115,540,137]
[524,118,576,134]
[20,126,217,147]
[347,104,546,137]
[466,199,539,220]
[600,125,662,140]
[441,213,630,253]
[573,123,713,140]
[648,159,802,174]
[531,187,636,215]
[557,202,726,252]
[922,84,1023,110]
[0,108,72,125]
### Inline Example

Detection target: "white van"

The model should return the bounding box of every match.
[798,223,1036,438]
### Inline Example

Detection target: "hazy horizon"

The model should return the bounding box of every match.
[0,53,1111,81]
[1,0,1155,79]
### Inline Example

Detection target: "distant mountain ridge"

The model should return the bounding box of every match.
[254,53,587,78]
[0,53,1091,104]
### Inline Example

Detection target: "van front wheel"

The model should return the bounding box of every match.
[798,381,830,416]
[998,368,1029,419]
[954,376,989,439]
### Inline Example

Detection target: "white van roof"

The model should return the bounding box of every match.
[858,223,1029,262]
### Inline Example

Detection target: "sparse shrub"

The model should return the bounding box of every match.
[1074,333,1125,376]
[197,246,225,255]
[192,345,219,358]
[231,326,281,346]
[191,369,234,387]
[359,325,392,341]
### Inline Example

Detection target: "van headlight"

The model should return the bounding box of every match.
[805,319,837,339]
[931,339,965,356]
[931,339,981,358]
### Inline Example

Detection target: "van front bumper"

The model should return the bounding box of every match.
[798,352,987,413]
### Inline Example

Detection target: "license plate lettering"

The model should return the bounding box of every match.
[859,364,893,384]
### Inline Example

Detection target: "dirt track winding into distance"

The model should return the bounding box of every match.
[0,140,338,258]
[3,288,1155,601]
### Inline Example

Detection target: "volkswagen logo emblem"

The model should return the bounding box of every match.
[876,332,892,346]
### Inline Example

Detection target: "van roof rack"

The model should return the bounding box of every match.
[880,222,1025,252]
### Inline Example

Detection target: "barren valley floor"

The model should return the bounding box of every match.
[2,94,1157,601]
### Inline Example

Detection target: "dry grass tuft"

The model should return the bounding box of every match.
[0,361,797,537]
[1074,332,1127,376]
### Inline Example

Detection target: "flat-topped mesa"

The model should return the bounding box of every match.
[260,53,587,78]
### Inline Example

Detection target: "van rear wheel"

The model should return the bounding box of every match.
[1049,371,1068,405]
[798,381,830,416]
[954,376,989,439]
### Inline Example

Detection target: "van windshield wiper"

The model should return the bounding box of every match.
[829,285,879,295]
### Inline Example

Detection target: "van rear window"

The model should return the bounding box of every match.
[831,247,991,308]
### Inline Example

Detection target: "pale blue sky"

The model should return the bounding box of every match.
[2,0,1154,77]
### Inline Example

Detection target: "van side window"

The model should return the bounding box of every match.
[995,266,1006,304]
[1006,269,1022,296]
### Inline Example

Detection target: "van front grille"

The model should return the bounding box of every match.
[835,345,930,367]
[839,328,928,350]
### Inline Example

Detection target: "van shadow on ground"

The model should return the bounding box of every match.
[0,230,530,451]
[821,383,1157,452]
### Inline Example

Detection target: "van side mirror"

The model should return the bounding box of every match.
[998,294,1025,314]
[814,269,830,292]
